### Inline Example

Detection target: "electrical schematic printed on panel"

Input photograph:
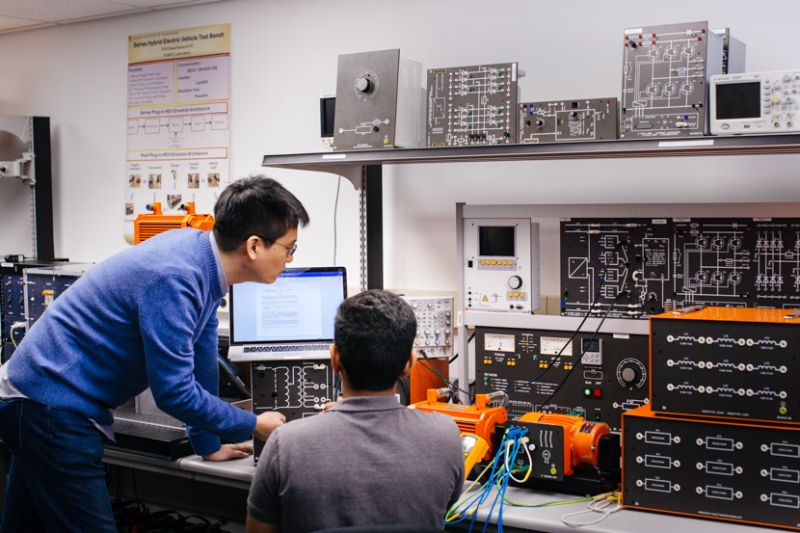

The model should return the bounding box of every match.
[621,21,723,138]
[474,327,649,432]
[250,360,340,463]
[561,218,670,319]
[427,63,518,146]
[519,98,619,144]
[560,218,800,320]
[650,308,799,424]
[463,218,539,314]
[250,360,339,420]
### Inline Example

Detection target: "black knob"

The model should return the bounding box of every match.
[621,366,637,383]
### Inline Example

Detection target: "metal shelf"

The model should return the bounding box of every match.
[262,134,800,182]
[261,133,800,291]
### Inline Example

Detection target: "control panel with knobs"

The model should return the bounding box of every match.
[519,98,618,144]
[711,69,800,134]
[474,326,649,432]
[463,218,540,314]
[402,295,454,360]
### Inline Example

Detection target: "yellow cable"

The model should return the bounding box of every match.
[445,459,496,522]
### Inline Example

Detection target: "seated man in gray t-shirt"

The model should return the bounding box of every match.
[246,289,464,533]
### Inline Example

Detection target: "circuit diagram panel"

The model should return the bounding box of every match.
[427,63,518,146]
[561,218,672,318]
[519,98,618,144]
[651,315,799,423]
[671,219,752,310]
[249,360,339,462]
[561,218,800,319]
[251,360,339,421]
[621,21,722,138]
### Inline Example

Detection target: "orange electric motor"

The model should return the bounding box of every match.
[517,412,610,476]
[134,201,215,244]
[410,388,508,459]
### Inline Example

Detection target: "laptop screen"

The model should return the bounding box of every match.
[230,267,347,345]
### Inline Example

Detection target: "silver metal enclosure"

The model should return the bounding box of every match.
[333,49,423,150]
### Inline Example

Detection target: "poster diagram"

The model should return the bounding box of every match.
[125,24,231,239]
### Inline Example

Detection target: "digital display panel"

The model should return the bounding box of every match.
[479,226,515,257]
[716,82,761,120]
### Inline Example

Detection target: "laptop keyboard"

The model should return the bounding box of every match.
[244,344,330,353]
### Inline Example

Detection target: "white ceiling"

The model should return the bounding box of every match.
[0,0,228,34]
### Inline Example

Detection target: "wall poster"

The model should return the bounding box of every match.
[125,23,230,240]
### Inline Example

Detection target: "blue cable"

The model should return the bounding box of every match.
[445,426,530,533]
[490,427,526,533]
[444,431,507,527]
[482,427,528,533]
[467,432,508,532]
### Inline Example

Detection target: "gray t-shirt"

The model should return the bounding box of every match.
[247,395,464,532]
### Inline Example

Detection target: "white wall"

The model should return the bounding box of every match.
[1,0,800,296]
[0,116,35,256]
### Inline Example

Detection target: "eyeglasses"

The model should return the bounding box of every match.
[269,239,298,256]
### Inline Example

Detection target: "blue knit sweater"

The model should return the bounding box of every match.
[7,228,256,455]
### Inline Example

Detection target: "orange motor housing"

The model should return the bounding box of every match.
[409,357,449,403]
[410,389,508,459]
[134,202,215,244]
[518,412,609,476]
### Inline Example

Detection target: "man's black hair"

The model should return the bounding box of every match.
[334,289,417,391]
[213,175,310,252]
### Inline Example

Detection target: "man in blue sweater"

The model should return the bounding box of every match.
[0,175,308,532]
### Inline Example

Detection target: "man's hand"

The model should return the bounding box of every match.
[245,513,279,533]
[323,396,343,411]
[254,411,286,441]
[202,442,253,461]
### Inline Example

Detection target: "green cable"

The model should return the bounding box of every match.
[445,460,495,522]
[503,495,593,508]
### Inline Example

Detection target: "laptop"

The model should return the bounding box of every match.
[227,267,347,362]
